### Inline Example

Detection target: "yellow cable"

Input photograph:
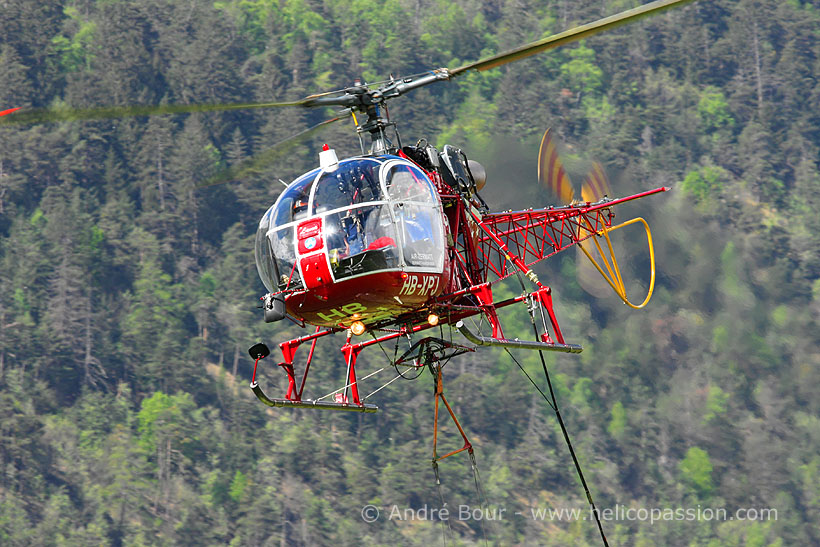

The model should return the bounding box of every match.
[578,217,656,309]
[580,219,622,293]
[578,216,624,296]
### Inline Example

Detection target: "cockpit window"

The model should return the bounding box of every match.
[255,205,277,292]
[325,204,399,280]
[256,157,446,292]
[312,159,383,215]
[269,226,300,289]
[272,168,319,227]
[385,164,436,202]
[255,205,301,293]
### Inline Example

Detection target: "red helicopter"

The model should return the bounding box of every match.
[1,2,695,543]
[242,0,690,415]
[247,133,664,409]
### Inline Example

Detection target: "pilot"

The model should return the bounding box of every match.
[364,204,396,252]
[336,165,385,256]
[401,207,430,241]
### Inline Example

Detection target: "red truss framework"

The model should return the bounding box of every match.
[472,187,668,285]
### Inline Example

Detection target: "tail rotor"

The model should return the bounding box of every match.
[537,128,656,305]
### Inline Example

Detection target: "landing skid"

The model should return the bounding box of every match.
[250,382,379,413]
[456,320,582,353]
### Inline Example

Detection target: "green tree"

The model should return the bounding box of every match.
[679,446,713,497]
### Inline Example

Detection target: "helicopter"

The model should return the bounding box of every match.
[0,0,691,424]
[1,1,696,543]
[239,0,689,413]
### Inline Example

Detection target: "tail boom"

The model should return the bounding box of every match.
[471,187,668,284]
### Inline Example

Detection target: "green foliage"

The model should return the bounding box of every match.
[281,0,328,54]
[435,90,498,151]
[1,1,819,545]
[570,376,594,412]
[419,0,492,65]
[51,6,97,72]
[137,391,197,454]
[229,470,248,503]
[214,0,278,53]
[560,43,603,96]
[703,385,729,424]
[698,86,735,133]
[711,324,729,351]
[681,165,729,202]
[584,95,616,126]
[679,447,714,496]
[608,401,627,439]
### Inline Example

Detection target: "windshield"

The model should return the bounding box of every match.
[383,161,444,270]
[256,206,301,292]
[311,158,384,215]
[385,163,436,202]
[271,168,320,227]
[325,203,400,280]
[255,205,277,292]
[255,157,446,294]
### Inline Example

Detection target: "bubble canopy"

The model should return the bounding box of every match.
[256,156,445,293]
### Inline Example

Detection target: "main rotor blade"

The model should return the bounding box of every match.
[0,107,21,118]
[200,115,342,187]
[0,1,695,129]
[0,92,339,126]
[450,0,695,76]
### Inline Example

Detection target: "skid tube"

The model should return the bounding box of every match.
[250,382,378,412]
[455,320,583,353]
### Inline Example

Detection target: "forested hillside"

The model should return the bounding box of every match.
[1,0,819,545]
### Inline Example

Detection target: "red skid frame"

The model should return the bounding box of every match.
[259,284,562,408]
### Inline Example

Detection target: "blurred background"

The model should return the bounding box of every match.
[1,0,818,544]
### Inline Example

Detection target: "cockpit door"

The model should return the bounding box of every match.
[382,161,445,272]
[296,218,332,290]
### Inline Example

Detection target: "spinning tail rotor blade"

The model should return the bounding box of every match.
[537,128,617,298]
[449,0,695,76]
[199,115,343,187]
[580,162,612,203]
[577,161,615,297]
[538,128,575,205]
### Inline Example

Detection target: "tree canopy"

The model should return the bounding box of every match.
[1,0,819,545]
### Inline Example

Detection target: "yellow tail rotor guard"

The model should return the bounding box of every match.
[577,217,656,309]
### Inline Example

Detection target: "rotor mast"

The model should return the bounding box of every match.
[303,70,451,155]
